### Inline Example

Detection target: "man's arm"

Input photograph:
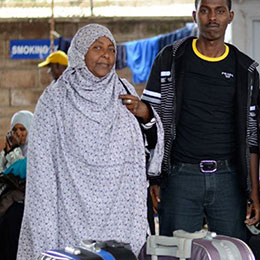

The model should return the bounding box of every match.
[245,152,260,225]
[245,69,260,225]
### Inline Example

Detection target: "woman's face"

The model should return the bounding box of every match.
[84,36,116,78]
[12,123,28,145]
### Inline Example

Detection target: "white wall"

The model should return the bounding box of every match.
[232,0,260,63]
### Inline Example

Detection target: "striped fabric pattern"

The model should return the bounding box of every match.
[142,37,189,177]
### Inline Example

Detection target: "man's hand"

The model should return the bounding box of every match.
[245,193,260,225]
[246,153,260,225]
[119,94,150,123]
[149,184,160,213]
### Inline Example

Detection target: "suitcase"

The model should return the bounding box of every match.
[138,229,256,260]
[39,240,137,260]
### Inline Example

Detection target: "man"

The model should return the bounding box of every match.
[123,0,260,241]
[38,50,68,82]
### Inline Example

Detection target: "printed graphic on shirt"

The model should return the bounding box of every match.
[221,72,234,79]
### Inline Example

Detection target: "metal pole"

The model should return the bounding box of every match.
[50,0,55,52]
[90,0,94,16]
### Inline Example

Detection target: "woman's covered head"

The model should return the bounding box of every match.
[11,110,33,145]
[68,24,116,77]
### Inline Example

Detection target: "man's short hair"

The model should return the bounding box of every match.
[38,50,68,68]
[195,0,232,11]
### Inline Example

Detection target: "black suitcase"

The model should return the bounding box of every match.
[39,240,137,260]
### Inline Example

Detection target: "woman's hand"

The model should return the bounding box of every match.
[5,131,19,152]
[119,94,150,123]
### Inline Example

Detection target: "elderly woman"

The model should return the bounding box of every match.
[17,24,163,259]
[0,110,33,260]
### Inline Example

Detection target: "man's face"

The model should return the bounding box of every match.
[193,0,234,41]
[48,63,65,81]
[84,36,116,78]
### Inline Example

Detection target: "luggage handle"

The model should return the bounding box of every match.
[247,223,260,235]
[146,230,214,260]
[173,229,209,239]
[146,235,193,260]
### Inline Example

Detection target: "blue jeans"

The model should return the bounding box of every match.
[159,162,248,241]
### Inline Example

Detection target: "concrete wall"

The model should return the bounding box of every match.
[0,17,192,149]
[232,0,260,61]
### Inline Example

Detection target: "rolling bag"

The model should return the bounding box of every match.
[39,240,137,260]
[138,230,255,260]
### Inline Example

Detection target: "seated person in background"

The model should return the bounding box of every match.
[0,110,33,260]
[0,110,33,175]
[17,24,164,260]
[38,50,68,84]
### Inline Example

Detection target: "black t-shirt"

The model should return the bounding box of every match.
[173,39,236,163]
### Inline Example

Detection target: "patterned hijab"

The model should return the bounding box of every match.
[61,24,132,125]
[68,23,116,69]
[63,23,117,89]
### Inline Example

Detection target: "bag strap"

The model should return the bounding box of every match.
[119,78,131,95]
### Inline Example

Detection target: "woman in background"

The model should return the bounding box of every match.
[0,110,33,260]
